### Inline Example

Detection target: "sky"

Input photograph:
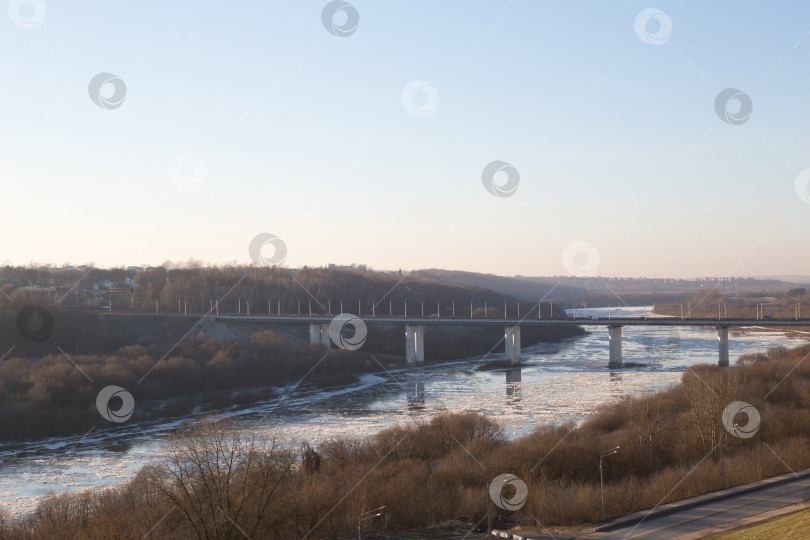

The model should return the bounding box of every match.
[2,1,810,278]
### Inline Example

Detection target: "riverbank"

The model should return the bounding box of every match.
[3,338,810,537]
[0,320,584,443]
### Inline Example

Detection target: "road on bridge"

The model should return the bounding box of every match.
[213,314,810,327]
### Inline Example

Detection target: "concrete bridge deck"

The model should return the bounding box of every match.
[212,314,809,368]
[215,314,810,327]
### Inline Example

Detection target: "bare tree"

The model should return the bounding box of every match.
[681,367,743,459]
[144,419,296,539]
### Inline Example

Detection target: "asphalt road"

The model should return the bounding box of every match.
[589,473,810,539]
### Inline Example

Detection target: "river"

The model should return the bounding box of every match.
[0,306,807,517]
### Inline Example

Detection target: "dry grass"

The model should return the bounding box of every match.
[710,507,810,539]
[2,344,810,538]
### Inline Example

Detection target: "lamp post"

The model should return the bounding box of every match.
[600,446,620,522]
[358,506,387,539]
[719,428,724,490]
[720,422,737,490]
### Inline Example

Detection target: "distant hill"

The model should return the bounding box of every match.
[413,269,800,305]
[752,275,810,284]
[411,269,587,302]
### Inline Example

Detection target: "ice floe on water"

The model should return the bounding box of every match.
[0,307,807,517]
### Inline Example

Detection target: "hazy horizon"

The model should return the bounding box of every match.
[5,258,810,284]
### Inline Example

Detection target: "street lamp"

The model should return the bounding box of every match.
[358,506,387,539]
[720,422,737,490]
[600,446,620,522]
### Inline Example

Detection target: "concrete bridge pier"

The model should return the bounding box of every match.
[718,326,729,367]
[405,324,424,365]
[309,323,330,348]
[504,325,521,364]
[608,325,623,369]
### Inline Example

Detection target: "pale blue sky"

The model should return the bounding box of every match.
[2,1,810,277]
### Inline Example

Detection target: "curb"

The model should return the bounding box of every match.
[594,467,810,532]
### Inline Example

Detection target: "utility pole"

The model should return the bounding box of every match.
[719,432,725,489]
[600,446,620,521]
[486,481,491,532]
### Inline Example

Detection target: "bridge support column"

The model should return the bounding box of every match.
[405,324,424,365]
[309,323,330,348]
[608,325,623,369]
[718,326,729,367]
[504,325,521,365]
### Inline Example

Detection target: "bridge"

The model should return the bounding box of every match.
[213,313,810,368]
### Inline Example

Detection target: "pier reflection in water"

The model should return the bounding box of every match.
[506,367,522,401]
[2,307,807,518]
[406,375,425,409]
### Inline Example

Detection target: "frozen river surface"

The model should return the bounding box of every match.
[1,307,806,517]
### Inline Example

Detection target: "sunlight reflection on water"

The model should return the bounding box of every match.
[0,306,806,516]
